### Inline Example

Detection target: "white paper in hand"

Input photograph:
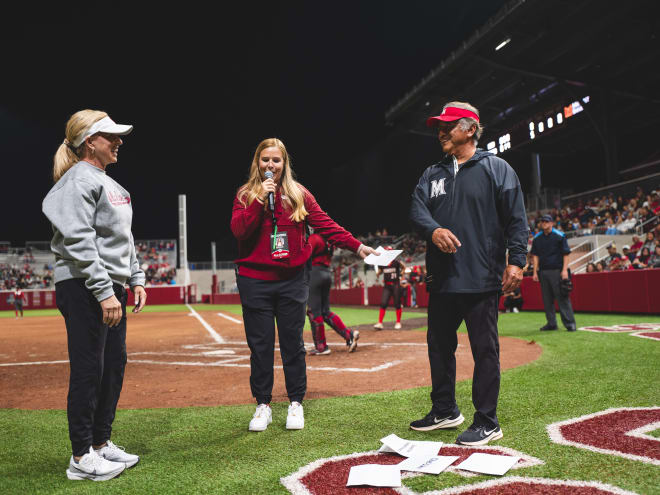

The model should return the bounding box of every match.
[397,455,459,475]
[455,453,520,476]
[380,434,442,458]
[364,246,403,266]
[346,464,401,487]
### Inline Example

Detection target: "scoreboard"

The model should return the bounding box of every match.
[486,95,590,155]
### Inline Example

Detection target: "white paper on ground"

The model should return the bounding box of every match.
[364,246,403,266]
[380,433,442,458]
[455,453,520,476]
[397,455,460,475]
[346,464,402,487]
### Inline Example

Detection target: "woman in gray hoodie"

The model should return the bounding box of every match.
[43,109,147,481]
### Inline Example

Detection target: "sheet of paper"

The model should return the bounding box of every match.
[380,434,442,458]
[397,455,459,475]
[455,453,520,476]
[364,246,403,266]
[346,464,401,487]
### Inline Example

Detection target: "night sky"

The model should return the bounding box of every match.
[2,2,508,261]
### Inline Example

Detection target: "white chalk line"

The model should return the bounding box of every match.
[130,350,237,357]
[186,303,225,343]
[126,358,401,372]
[216,312,243,324]
[0,360,68,367]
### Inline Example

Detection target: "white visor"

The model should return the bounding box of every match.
[72,116,133,148]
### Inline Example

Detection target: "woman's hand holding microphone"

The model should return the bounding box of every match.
[259,175,277,203]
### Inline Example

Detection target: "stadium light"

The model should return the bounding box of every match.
[495,38,511,51]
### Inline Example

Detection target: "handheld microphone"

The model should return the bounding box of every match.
[264,170,275,212]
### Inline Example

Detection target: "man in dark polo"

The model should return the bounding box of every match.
[531,214,576,331]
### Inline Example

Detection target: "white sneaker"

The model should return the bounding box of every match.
[66,446,125,481]
[95,440,140,468]
[249,404,272,431]
[512,307,519,313]
[394,322,402,329]
[286,402,305,430]
[373,322,383,330]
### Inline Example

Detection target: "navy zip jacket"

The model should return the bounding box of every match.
[410,149,529,293]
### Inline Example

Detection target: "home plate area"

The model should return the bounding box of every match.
[281,407,659,494]
[579,323,660,334]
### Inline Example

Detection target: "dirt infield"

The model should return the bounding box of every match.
[0,309,541,410]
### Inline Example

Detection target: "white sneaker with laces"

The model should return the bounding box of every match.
[373,322,383,330]
[394,322,402,329]
[249,404,272,431]
[66,446,125,481]
[512,307,519,313]
[95,440,140,468]
[286,401,305,430]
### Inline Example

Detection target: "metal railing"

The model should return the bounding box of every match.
[560,172,660,206]
[569,240,615,273]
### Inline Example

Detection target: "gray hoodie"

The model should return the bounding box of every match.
[42,161,145,301]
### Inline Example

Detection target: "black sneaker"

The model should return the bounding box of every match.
[456,424,503,445]
[410,410,465,431]
[347,330,359,353]
[540,324,558,331]
[566,325,577,332]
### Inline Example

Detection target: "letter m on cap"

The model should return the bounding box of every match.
[430,178,446,198]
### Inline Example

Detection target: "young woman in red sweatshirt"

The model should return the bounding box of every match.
[231,138,376,432]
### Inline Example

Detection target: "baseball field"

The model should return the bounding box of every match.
[0,305,658,494]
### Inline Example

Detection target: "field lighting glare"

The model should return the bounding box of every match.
[495,38,511,51]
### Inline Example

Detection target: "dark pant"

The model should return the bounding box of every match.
[381,284,402,309]
[307,265,351,346]
[308,265,331,317]
[237,269,308,404]
[427,291,501,429]
[56,279,127,457]
[503,296,523,311]
[538,269,575,328]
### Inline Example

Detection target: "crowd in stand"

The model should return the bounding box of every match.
[0,263,53,290]
[135,242,178,285]
[136,246,176,285]
[584,231,660,272]
[1,242,178,290]
[526,186,659,237]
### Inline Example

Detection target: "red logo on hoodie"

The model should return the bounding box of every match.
[107,189,131,206]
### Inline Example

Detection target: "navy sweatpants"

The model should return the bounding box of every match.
[56,278,127,457]
[237,269,309,404]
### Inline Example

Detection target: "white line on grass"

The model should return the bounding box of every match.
[186,303,225,343]
[216,312,243,324]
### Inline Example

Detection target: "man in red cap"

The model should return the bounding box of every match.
[409,101,528,446]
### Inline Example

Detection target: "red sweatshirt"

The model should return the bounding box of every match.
[309,233,332,267]
[231,187,361,280]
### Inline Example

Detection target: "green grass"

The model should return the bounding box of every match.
[1,310,659,494]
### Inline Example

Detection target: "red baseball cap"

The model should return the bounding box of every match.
[426,106,480,127]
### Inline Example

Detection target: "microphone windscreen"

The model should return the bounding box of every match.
[265,171,273,179]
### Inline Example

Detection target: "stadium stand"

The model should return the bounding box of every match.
[0,239,178,289]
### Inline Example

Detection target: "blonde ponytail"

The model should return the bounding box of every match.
[52,109,108,182]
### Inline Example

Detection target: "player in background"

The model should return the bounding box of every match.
[374,247,406,330]
[14,286,27,318]
[306,233,359,355]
